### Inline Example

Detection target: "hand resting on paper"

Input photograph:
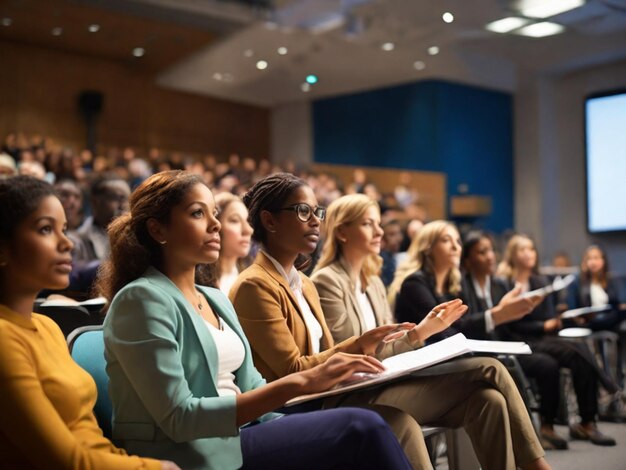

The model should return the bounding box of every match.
[297,353,386,394]
[356,323,415,356]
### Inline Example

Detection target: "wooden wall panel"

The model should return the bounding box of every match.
[312,162,447,220]
[0,40,269,157]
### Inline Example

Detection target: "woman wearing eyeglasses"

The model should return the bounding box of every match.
[230,174,549,470]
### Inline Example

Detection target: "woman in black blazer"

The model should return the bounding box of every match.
[497,235,617,447]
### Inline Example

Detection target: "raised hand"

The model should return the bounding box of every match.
[491,285,542,326]
[408,299,468,344]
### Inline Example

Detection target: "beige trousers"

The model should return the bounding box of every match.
[325,356,544,470]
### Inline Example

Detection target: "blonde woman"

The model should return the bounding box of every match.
[497,234,617,446]
[233,181,550,470]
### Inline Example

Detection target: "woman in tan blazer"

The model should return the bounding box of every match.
[311,194,396,345]
[230,175,549,470]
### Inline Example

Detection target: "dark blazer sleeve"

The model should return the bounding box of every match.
[505,275,555,339]
[394,271,457,343]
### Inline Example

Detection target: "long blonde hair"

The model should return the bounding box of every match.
[496,234,538,280]
[388,220,462,307]
[314,194,382,285]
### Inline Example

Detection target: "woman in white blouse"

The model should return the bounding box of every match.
[197,193,253,296]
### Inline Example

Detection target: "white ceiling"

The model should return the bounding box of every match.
[90,0,626,107]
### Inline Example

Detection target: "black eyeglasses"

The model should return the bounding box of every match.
[279,203,326,222]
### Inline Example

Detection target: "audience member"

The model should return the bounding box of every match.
[231,176,549,470]
[71,175,130,263]
[98,170,413,470]
[497,234,618,446]
[0,175,176,470]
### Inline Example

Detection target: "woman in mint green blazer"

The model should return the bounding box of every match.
[99,170,413,470]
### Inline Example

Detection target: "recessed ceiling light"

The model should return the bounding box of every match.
[244,49,254,58]
[301,82,311,93]
[519,0,585,19]
[413,60,426,71]
[212,72,223,81]
[88,24,100,33]
[427,46,439,55]
[256,60,268,70]
[442,12,454,23]
[277,46,288,55]
[51,27,63,36]
[1,17,12,27]
[305,74,318,85]
[514,21,565,37]
[381,42,395,51]
[132,47,145,57]
[485,17,531,33]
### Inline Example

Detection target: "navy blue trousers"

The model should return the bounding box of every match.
[240,408,411,470]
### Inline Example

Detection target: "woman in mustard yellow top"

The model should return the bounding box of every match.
[0,175,178,470]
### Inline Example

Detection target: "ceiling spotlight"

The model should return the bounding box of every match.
[244,49,254,58]
[485,17,531,33]
[381,42,395,51]
[427,46,439,55]
[519,0,585,19]
[1,17,12,27]
[212,72,223,81]
[256,60,268,70]
[51,27,63,36]
[132,47,145,57]
[514,21,565,37]
[301,82,311,93]
[305,74,318,85]
[413,60,426,71]
[442,12,454,23]
[277,46,288,55]
[88,24,100,33]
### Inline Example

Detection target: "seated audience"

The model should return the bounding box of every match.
[231,176,549,470]
[462,231,568,449]
[54,179,85,231]
[567,245,622,331]
[379,219,403,287]
[71,175,130,263]
[99,170,413,470]
[0,175,176,469]
[497,235,618,446]
[390,223,537,343]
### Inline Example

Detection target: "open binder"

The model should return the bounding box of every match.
[286,333,531,406]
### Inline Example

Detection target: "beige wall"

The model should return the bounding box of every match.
[514,59,626,270]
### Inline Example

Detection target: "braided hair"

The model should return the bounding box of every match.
[243,172,306,245]
[243,172,312,270]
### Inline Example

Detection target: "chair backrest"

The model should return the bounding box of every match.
[36,305,103,337]
[67,325,112,439]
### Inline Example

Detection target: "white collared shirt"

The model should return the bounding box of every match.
[261,250,323,353]
[590,282,609,307]
[355,277,377,332]
[471,275,495,333]
[219,266,239,297]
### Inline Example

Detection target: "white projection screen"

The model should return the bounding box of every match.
[585,90,626,233]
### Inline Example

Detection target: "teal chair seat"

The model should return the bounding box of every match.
[67,325,112,439]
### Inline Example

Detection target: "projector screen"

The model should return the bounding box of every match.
[585,89,626,233]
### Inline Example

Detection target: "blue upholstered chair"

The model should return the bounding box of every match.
[67,325,112,439]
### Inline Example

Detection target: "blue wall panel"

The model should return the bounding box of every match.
[312,80,513,232]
